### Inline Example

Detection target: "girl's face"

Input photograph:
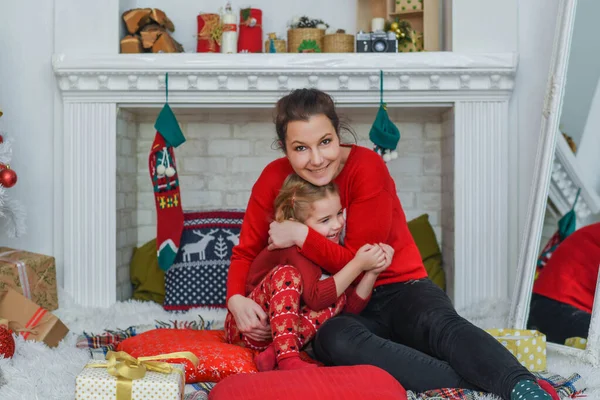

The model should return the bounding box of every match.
[284,114,342,187]
[303,193,344,244]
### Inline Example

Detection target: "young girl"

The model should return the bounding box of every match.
[225,174,391,371]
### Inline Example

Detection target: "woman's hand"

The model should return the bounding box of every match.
[227,295,271,342]
[353,244,386,271]
[366,243,395,276]
[267,220,309,250]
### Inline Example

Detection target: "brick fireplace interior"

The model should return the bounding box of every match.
[115,106,455,301]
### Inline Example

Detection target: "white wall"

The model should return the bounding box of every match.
[0,3,57,267]
[131,109,445,247]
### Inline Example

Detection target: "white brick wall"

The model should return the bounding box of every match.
[441,109,455,301]
[116,109,138,301]
[114,108,450,298]
[131,108,445,250]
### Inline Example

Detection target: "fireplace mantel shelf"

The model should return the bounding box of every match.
[52,52,517,105]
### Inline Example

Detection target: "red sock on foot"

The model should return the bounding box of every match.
[277,356,318,371]
[538,379,560,400]
[255,345,277,372]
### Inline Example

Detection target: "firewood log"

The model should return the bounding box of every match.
[122,8,152,34]
[120,35,143,53]
[150,8,175,32]
[152,32,184,53]
[140,24,165,49]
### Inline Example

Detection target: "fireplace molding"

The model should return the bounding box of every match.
[53,52,517,308]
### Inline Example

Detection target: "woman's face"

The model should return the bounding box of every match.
[284,114,342,187]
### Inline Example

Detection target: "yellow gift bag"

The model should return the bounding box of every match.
[485,329,547,372]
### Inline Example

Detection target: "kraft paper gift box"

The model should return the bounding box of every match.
[0,247,58,311]
[0,288,68,347]
[76,352,189,400]
[485,329,547,372]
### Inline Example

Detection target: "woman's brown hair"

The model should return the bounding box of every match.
[273,88,356,152]
[274,174,338,223]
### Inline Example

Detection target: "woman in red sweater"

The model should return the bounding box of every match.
[528,222,600,344]
[225,173,391,371]
[226,89,555,400]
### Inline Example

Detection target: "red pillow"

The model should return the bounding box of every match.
[208,365,407,400]
[116,329,258,383]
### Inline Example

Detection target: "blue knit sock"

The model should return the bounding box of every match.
[510,379,552,400]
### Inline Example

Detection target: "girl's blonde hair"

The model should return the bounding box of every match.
[274,174,339,223]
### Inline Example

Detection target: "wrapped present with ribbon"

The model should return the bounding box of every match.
[238,8,262,53]
[0,287,68,347]
[196,13,222,53]
[0,247,58,311]
[76,350,198,400]
[398,29,424,53]
[485,329,547,372]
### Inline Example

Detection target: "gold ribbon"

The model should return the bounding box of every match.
[86,350,199,400]
[197,14,222,51]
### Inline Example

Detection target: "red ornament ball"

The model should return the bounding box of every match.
[0,134,3,144]
[0,325,15,358]
[0,168,17,188]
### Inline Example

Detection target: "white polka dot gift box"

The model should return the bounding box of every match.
[75,351,196,400]
[485,329,547,372]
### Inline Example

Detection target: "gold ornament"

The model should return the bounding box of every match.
[390,22,399,31]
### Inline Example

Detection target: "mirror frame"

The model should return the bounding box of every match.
[508,0,600,366]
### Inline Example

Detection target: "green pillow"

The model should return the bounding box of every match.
[407,214,445,290]
[130,239,166,304]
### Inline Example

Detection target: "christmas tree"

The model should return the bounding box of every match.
[0,109,26,237]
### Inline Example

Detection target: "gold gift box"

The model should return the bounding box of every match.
[76,359,185,400]
[0,247,58,311]
[486,329,547,372]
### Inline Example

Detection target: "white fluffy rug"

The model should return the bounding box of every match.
[0,289,595,400]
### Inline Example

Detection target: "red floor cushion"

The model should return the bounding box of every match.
[208,365,407,400]
[116,329,258,383]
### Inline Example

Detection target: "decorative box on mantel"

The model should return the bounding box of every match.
[52,52,517,309]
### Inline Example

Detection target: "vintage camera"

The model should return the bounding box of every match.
[356,30,398,53]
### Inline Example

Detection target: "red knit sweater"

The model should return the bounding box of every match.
[227,144,427,302]
[533,222,600,313]
[246,247,370,314]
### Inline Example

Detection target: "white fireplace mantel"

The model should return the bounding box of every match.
[53,52,517,308]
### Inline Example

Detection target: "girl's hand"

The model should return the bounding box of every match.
[354,244,386,271]
[227,295,271,341]
[267,220,308,250]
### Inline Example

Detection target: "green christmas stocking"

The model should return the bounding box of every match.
[148,104,186,271]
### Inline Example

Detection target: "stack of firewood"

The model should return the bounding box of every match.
[120,8,184,53]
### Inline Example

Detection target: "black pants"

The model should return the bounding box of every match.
[312,279,534,400]
[527,293,591,344]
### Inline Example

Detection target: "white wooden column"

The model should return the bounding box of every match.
[63,102,117,307]
[453,101,510,309]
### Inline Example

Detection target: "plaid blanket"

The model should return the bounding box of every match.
[405,372,585,399]
[77,321,585,400]
[76,316,214,360]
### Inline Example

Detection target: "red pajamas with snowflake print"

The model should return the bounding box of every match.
[225,247,370,363]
